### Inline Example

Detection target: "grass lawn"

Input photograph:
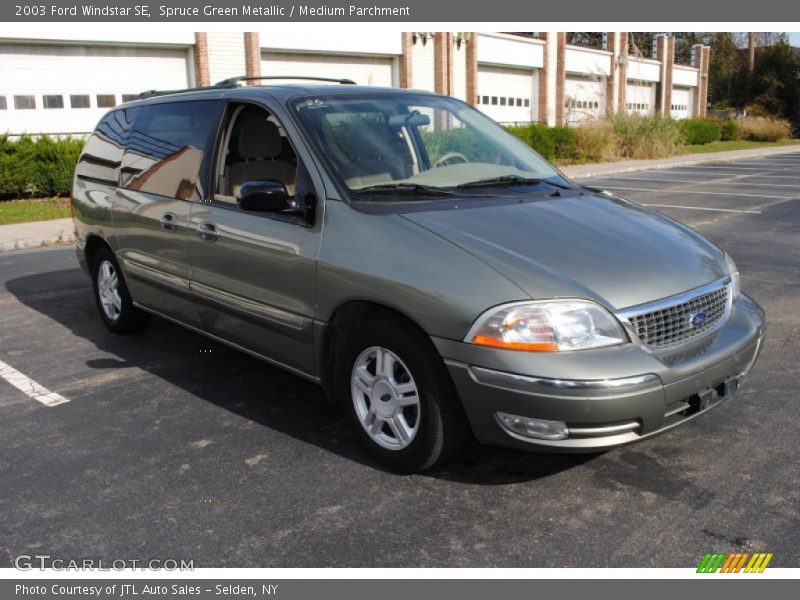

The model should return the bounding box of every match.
[0,197,71,226]
[683,139,800,154]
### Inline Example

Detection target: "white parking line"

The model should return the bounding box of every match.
[655,171,800,179]
[601,185,792,199]
[598,176,800,188]
[644,204,762,214]
[674,165,786,170]
[723,162,800,166]
[0,359,69,407]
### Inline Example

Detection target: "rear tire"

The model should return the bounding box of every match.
[91,246,150,334]
[336,317,467,473]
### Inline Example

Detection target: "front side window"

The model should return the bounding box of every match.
[214,103,299,203]
[122,100,224,200]
[292,93,559,192]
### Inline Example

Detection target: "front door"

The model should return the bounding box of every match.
[187,102,323,376]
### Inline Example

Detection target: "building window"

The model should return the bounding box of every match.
[97,94,116,108]
[0,96,6,110]
[524,99,530,107]
[500,97,506,106]
[516,98,522,107]
[70,95,90,109]
[491,96,497,105]
[14,95,36,110]
[122,94,138,103]
[44,95,64,109]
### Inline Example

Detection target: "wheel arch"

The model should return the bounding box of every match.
[83,234,112,270]
[318,300,438,401]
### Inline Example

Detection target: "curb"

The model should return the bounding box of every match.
[0,218,75,252]
[561,144,800,180]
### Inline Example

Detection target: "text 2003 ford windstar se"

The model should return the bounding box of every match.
[72,77,765,472]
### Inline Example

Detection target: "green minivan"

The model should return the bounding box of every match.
[73,78,765,472]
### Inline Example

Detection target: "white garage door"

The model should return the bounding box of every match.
[477,65,536,124]
[261,52,394,87]
[625,80,656,116]
[0,43,191,136]
[565,75,605,124]
[671,86,693,120]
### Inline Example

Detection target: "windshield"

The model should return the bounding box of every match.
[291,93,561,193]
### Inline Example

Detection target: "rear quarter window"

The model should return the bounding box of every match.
[121,100,224,201]
[75,107,139,186]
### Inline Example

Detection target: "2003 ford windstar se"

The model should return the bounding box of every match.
[72,76,765,472]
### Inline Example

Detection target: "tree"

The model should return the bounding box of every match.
[567,33,604,49]
[629,33,657,58]
[748,39,800,127]
[707,33,746,108]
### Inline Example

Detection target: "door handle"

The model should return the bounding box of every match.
[197,221,219,243]
[160,213,178,232]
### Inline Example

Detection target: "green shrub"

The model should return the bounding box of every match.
[608,113,685,159]
[505,123,578,162]
[527,124,558,160]
[0,134,85,198]
[679,118,722,145]
[549,126,578,161]
[719,119,741,142]
[737,116,792,142]
[507,124,551,160]
[574,121,617,162]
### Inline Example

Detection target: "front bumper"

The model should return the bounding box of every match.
[436,294,766,453]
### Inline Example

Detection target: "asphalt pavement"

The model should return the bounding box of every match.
[0,153,798,568]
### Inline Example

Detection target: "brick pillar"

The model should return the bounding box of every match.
[399,32,413,88]
[193,32,210,87]
[691,43,703,117]
[606,32,629,115]
[655,34,674,116]
[538,32,563,126]
[618,32,628,113]
[554,32,567,126]
[244,32,261,85]
[433,32,452,96]
[465,33,478,106]
[538,33,550,124]
[699,46,710,117]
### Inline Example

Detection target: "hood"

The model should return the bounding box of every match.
[402,190,726,310]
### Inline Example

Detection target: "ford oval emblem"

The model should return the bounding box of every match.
[691,311,707,328]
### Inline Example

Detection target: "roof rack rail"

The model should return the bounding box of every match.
[214,75,357,86]
[137,81,239,99]
[136,75,356,100]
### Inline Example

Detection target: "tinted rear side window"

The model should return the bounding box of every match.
[75,108,139,186]
[122,100,223,201]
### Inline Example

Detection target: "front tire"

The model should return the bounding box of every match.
[91,246,150,333]
[336,318,467,473]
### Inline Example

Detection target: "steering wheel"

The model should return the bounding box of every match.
[434,152,469,168]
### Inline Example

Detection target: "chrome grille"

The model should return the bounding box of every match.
[625,283,730,349]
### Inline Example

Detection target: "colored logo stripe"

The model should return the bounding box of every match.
[697,552,773,573]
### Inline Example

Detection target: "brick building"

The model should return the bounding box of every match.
[0,31,710,136]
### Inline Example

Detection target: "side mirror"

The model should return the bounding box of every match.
[237,180,289,213]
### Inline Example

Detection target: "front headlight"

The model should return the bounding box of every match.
[725,253,741,300]
[466,300,627,352]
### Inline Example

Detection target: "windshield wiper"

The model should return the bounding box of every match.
[457,175,572,190]
[353,183,455,196]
